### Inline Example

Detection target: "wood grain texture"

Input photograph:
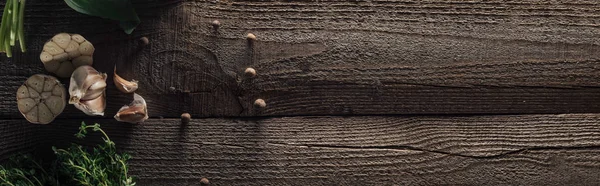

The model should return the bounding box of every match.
[1,0,600,118]
[2,1,600,185]
[11,114,600,185]
[0,120,40,160]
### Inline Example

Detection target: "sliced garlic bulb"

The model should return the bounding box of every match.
[114,93,148,124]
[17,74,66,124]
[69,65,106,116]
[40,33,95,78]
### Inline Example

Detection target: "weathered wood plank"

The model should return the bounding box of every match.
[11,114,600,185]
[0,120,40,160]
[2,0,600,119]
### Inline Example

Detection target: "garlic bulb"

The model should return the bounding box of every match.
[40,33,94,78]
[17,74,66,124]
[114,93,148,124]
[69,65,106,116]
[113,66,139,93]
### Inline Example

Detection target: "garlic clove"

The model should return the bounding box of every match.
[43,41,64,55]
[69,65,106,104]
[52,85,63,96]
[17,85,29,99]
[26,75,45,93]
[79,41,95,56]
[17,98,36,113]
[40,52,53,63]
[24,107,39,123]
[65,40,79,53]
[73,90,105,116]
[45,96,65,115]
[71,34,86,44]
[52,33,71,49]
[69,65,107,116]
[115,93,148,124]
[113,66,139,93]
[43,76,58,92]
[81,79,106,100]
[27,87,40,98]
[37,103,54,124]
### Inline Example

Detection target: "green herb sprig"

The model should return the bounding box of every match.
[53,122,135,186]
[0,122,135,186]
[0,0,26,57]
[0,154,50,186]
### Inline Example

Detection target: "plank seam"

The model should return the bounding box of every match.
[267,141,600,159]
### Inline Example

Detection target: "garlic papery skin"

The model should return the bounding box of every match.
[113,66,139,93]
[114,93,148,124]
[69,65,107,116]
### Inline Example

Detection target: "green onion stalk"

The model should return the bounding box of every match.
[0,0,26,57]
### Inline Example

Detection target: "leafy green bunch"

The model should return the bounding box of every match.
[0,122,135,186]
[0,154,51,186]
[54,122,135,186]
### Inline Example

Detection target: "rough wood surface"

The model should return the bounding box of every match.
[0,120,40,160]
[7,114,597,185]
[1,0,600,118]
[1,0,600,185]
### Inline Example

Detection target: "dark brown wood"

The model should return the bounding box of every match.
[2,0,600,185]
[11,114,600,185]
[2,0,600,118]
[0,120,40,160]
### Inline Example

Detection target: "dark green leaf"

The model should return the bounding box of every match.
[63,0,140,34]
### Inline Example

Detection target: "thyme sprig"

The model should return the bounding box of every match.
[0,122,135,186]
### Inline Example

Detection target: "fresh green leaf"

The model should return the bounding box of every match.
[63,0,140,34]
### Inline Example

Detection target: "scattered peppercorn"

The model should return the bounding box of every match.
[254,99,266,108]
[139,37,149,46]
[246,33,256,41]
[211,20,220,28]
[244,68,256,78]
[181,113,191,123]
[200,177,210,185]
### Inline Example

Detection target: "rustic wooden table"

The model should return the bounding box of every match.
[2,0,600,185]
